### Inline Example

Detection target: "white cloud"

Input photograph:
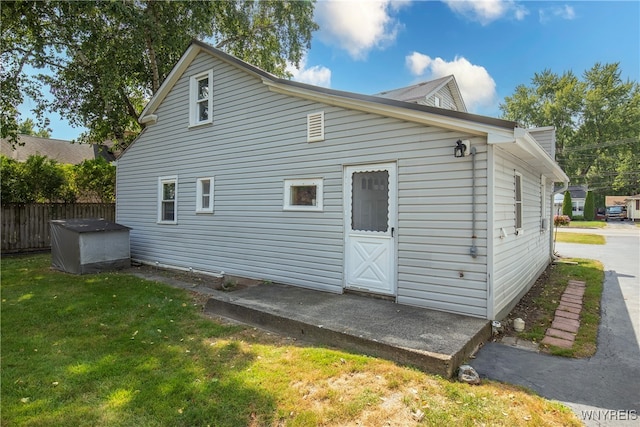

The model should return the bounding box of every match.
[405,51,497,112]
[314,0,409,60]
[286,58,332,88]
[539,5,576,23]
[443,0,528,25]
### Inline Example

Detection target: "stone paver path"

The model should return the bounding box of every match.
[541,280,586,348]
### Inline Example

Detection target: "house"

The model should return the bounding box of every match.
[553,185,587,217]
[625,195,640,221]
[375,75,467,112]
[116,40,568,321]
[0,134,116,164]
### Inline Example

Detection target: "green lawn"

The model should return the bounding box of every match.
[555,232,606,245]
[517,259,604,357]
[563,221,607,229]
[1,254,581,426]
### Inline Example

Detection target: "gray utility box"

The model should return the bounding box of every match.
[51,219,131,274]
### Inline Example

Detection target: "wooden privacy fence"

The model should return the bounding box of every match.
[1,203,116,253]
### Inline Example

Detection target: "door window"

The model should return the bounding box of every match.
[351,171,389,232]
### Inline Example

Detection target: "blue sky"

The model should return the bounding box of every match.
[23,0,640,140]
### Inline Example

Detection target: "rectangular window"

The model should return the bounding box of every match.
[158,176,178,224]
[434,96,441,107]
[284,178,323,211]
[196,177,214,213]
[515,172,523,231]
[540,176,547,230]
[189,70,213,127]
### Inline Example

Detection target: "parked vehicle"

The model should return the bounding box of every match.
[605,206,627,221]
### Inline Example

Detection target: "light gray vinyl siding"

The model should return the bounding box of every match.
[422,87,457,111]
[117,51,488,317]
[529,128,555,159]
[491,145,552,319]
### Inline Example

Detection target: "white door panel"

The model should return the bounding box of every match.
[344,163,397,295]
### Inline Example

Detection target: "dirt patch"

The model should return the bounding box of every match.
[126,263,263,292]
[491,263,556,341]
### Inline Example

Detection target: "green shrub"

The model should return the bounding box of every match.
[584,191,595,221]
[562,191,573,219]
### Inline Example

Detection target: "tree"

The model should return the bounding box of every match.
[562,191,573,219]
[0,156,30,203]
[583,190,595,221]
[74,157,116,203]
[501,63,640,198]
[21,154,67,202]
[2,1,318,148]
[18,118,51,138]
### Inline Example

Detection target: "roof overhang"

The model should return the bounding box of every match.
[138,40,569,186]
[488,128,569,183]
[262,78,512,138]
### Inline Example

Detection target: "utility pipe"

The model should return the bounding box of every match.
[470,146,478,258]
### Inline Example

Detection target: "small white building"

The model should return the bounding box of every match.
[116,40,568,321]
[626,195,640,221]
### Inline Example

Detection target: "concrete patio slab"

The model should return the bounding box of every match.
[204,283,491,378]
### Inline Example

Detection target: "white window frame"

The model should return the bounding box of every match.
[283,178,323,212]
[189,70,213,127]
[515,172,523,233]
[540,175,547,231]
[434,95,441,107]
[196,177,214,213]
[158,176,178,224]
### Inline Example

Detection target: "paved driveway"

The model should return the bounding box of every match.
[471,224,640,426]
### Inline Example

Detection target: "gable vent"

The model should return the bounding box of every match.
[307,111,325,142]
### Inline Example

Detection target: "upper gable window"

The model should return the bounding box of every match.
[434,96,441,107]
[189,70,213,127]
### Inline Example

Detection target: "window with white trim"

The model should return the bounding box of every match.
[158,176,178,224]
[515,172,523,232]
[196,177,214,213]
[540,175,547,231]
[189,70,213,127]
[283,178,323,211]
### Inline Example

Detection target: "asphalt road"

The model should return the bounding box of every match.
[471,223,640,427]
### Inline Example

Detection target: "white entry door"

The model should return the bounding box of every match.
[344,163,397,295]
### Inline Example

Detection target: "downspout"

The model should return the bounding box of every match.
[470,146,478,258]
[551,180,569,258]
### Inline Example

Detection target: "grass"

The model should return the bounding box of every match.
[1,254,581,426]
[517,259,604,358]
[564,220,607,229]
[555,232,606,245]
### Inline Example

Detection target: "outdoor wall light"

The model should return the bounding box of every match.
[454,139,468,158]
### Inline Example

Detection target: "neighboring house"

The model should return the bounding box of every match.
[375,75,467,112]
[553,185,587,217]
[625,195,640,221]
[116,40,568,321]
[0,134,116,164]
